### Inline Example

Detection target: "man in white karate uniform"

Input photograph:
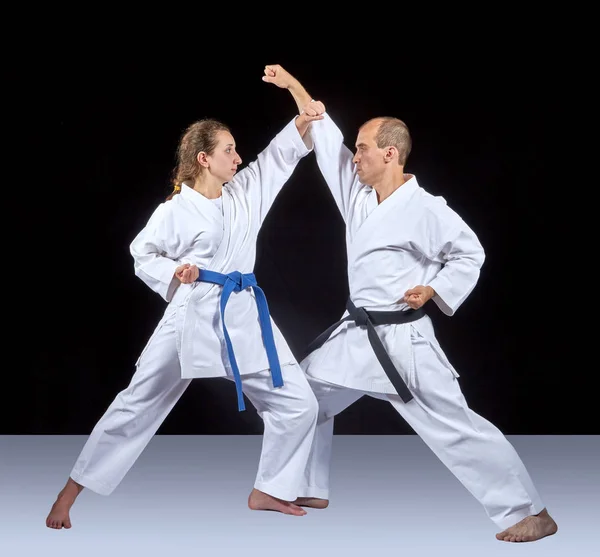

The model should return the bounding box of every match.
[262,64,558,543]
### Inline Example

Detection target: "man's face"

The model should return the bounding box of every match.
[206,130,242,183]
[352,120,385,185]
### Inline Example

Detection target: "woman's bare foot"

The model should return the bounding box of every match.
[496,508,558,542]
[293,497,329,509]
[46,478,84,529]
[248,488,307,516]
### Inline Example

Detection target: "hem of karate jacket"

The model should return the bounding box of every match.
[70,470,115,496]
[493,500,546,530]
[180,359,297,380]
[304,368,405,397]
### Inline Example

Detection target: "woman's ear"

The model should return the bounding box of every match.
[196,152,209,168]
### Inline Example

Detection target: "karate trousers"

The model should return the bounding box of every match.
[70,305,319,502]
[298,328,545,530]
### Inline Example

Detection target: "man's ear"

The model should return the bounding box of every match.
[384,146,397,163]
[197,152,209,168]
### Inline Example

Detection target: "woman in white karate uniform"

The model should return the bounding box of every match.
[46,108,324,529]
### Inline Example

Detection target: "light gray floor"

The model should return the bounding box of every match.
[1,435,597,556]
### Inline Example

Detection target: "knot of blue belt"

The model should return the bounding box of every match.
[196,270,284,411]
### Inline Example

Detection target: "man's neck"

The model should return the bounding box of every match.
[373,172,407,204]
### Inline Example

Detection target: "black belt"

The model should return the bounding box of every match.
[305,298,425,403]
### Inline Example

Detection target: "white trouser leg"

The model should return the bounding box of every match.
[239,363,319,501]
[382,329,545,529]
[70,307,190,495]
[296,375,363,499]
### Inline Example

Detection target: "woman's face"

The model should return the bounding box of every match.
[205,130,242,183]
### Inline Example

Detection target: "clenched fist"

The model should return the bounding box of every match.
[402,285,436,309]
[262,64,295,89]
[175,263,199,284]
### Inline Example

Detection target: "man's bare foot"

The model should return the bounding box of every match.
[46,478,84,530]
[496,508,558,542]
[293,497,329,509]
[248,488,307,516]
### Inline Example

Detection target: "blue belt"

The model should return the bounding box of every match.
[195,270,284,411]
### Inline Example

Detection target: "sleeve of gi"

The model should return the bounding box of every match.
[426,208,486,316]
[129,202,188,302]
[309,112,363,223]
[229,116,312,226]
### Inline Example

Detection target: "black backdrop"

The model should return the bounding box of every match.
[8,35,581,436]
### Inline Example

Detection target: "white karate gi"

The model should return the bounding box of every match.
[70,117,318,501]
[298,113,544,529]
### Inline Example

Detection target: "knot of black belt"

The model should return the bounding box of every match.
[353,307,370,327]
[305,298,426,403]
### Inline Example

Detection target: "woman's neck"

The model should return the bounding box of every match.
[192,177,223,199]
